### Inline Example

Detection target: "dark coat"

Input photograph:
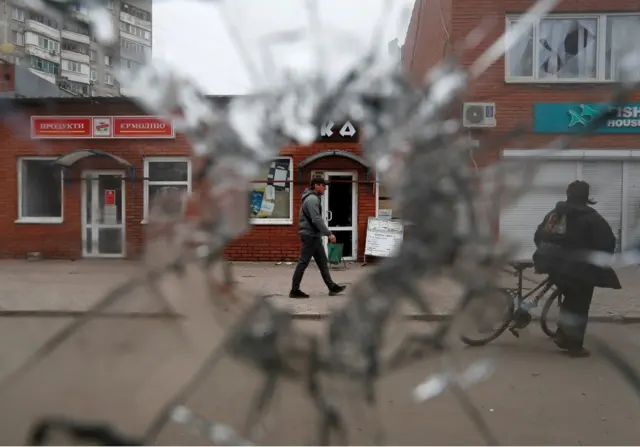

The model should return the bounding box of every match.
[533,201,622,289]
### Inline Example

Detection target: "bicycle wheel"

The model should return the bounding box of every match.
[460,289,515,347]
[540,289,562,338]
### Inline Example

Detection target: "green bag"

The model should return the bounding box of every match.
[327,243,344,265]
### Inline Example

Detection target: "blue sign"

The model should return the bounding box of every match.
[534,103,640,133]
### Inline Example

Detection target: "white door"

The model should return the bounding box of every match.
[315,171,358,261]
[580,161,623,251]
[499,161,578,261]
[82,171,126,257]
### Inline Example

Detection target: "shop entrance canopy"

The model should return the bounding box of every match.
[52,149,136,184]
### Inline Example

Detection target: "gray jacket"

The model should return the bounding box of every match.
[299,188,331,237]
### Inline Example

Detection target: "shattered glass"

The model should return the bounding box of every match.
[0,0,639,445]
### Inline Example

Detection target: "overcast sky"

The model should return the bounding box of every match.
[152,0,413,94]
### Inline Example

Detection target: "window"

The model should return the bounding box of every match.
[505,13,640,82]
[63,21,90,35]
[105,73,114,85]
[250,157,293,224]
[11,7,25,21]
[17,158,63,223]
[143,158,191,221]
[121,3,152,22]
[107,0,114,9]
[58,79,89,96]
[28,12,58,29]
[29,56,59,75]
[38,36,59,52]
[90,69,97,81]
[376,183,402,220]
[62,60,85,73]
[120,22,151,40]
[120,37,149,57]
[90,50,97,61]
[104,55,112,66]
[122,58,139,71]
[61,40,88,54]
[11,30,23,46]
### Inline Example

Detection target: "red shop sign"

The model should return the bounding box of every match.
[112,116,175,139]
[31,116,92,139]
[104,190,116,206]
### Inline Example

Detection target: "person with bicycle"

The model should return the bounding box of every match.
[533,180,621,358]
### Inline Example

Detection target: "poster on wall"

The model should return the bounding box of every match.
[250,159,291,219]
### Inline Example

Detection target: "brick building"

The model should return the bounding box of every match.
[403,0,640,259]
[0,96,384,261]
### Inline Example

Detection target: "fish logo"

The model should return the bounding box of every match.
[568,104,600,127]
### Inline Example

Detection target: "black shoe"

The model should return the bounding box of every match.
[328,284,347,296]
[289,290,310,299]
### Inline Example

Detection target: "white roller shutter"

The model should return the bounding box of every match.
[624,161,640,248]
[499,161,578,261]
[579,161,623,252]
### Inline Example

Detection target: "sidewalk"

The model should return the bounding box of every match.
[0,260,638,319]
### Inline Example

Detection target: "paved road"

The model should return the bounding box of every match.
[0,260,639,318]
[0,314,638,445]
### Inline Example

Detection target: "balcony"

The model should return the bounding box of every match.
[61,30,90,45]
[119,11,151,31]
[120,30,149,46]
[60,70,89,84]
[25,45,59,63]
[61,49,90,64]
[25,20,60,41]
[28,69,56,84]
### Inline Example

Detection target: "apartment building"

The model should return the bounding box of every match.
[403,0,640,260]
[0,0,151,97]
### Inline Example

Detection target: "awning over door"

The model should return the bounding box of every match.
[297,150,371,183]
[52,149,136,183]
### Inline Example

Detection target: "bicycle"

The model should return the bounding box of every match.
[460,260,563,347]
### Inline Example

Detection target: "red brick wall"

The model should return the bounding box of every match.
[404,0,640,168]
[402,0,452,84]
[0,102,374,261]
[227,142,375,262]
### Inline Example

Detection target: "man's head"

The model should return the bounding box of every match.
[310,177,327,195]
[566,180,597,205]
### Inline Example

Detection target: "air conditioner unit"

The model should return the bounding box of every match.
[462,102,497,128]
[89,80,96,85]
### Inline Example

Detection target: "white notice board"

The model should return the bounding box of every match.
[364,217,404,257]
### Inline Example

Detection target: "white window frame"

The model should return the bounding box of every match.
[105,73,114,85]
[250,156,294,226]
[505,12,640,84]
[11,7,25,22]
[143,157,192,223]
[11,30,23,46]
[16,157,64,224]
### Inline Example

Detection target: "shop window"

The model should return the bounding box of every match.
[143,157,191,222]
[250,157,293,225]
[377,183,402,220]
[17,158,63,223]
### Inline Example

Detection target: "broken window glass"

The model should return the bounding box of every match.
[538,18,597,79]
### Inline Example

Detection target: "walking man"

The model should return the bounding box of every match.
[290,177,347,299]
[533,180,621,357]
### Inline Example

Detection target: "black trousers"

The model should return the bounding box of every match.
[555,281,595,350]
[291,235,336,291]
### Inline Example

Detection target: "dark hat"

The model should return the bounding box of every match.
[310,177,327,187]
[566,180,597,205]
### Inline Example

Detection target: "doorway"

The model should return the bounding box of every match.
[313,171,358,260]
[81,171,126,257]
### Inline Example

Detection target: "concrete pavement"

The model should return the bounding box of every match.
[0,317,639,444]
[0,259,639,319]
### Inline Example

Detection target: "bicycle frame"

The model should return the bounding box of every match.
[506,267,554,311]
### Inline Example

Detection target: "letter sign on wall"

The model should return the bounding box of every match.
[317,120,359,143]
[30,116,176,139]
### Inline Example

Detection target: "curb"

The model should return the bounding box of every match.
[291,313,640,324]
